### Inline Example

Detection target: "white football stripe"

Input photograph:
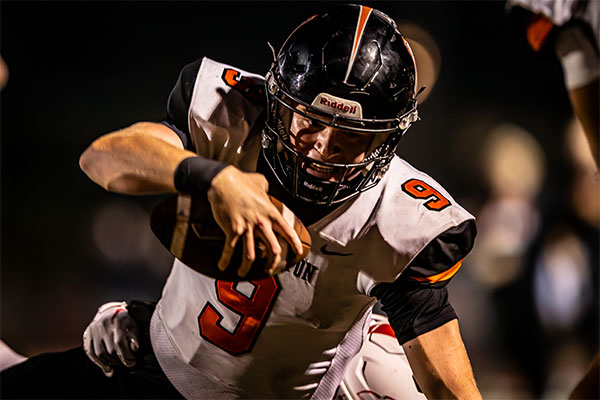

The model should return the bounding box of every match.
[170,194,192,258]
[281,203,296,230]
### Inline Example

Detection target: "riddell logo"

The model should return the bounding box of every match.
[320,97,357,114]
[311,93,363,118]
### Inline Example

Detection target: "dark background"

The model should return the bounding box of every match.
[1,1,597,398]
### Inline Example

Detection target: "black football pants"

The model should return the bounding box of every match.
[0,346,182,399]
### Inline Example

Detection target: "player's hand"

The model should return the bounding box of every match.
[208,165,303,277]
[82,301,139,377]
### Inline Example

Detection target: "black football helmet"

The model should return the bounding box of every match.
[262,4,421,205]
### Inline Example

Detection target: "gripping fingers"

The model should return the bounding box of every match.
[115,337,136,367]
[83,327,92,356]
[218,233,240,271]
[83,328,110,375]
[258,221,282,273]
[88,338,114,377]
[114,325,138,367]
[237,228,256,277]
[271,212,303,256]
[113,312,139,367]
[129,337,139,353]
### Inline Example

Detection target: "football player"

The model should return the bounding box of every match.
[1,4,480,398]
[507,1,599,397]
[508,0,599,167]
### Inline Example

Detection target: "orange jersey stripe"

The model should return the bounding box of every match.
[344,5,373,83]
[527,14,554,52]
[411,259,463,284]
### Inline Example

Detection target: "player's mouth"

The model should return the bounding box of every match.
[303,160,343,181]
[309,162,335,174]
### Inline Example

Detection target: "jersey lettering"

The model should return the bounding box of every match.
[402,179,451,211]
[198,277,281,355]
[221,68,264,102]
[292,259,319,284]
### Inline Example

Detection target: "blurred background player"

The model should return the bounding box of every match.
[508,0,599,167]
[507,1,599,397]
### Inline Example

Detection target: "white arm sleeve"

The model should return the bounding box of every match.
[554,23,600,89]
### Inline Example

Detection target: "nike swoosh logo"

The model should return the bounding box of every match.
[320,244,353,257]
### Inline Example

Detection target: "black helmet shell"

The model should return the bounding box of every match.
[262,4,420,205]
[276,4,417,121]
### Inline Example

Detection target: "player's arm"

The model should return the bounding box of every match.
[554,23,599,168]
[403,320,480,399]
[79,59,302,274]
[372,220,481,399]
[79,121,198,194]
[508,5,599,168]
[79,59,213,195]
[79,122,299,272]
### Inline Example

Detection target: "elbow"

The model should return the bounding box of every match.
[79,145,95,177]
[79,140,112,190]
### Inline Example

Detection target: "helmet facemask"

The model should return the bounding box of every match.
[262,70,419,206]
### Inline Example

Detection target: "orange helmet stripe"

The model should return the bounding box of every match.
[344,5,373,83]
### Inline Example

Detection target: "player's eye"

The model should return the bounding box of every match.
[308,119,325,129]
[343,131,360,139]
[342,131,371,143]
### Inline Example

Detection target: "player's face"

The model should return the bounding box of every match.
[289,108,373,181]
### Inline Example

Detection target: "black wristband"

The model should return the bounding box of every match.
[173,156,228,198]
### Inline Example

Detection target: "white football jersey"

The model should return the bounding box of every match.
[150,58,474,399]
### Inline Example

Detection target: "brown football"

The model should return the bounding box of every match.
[150,194,311,281]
